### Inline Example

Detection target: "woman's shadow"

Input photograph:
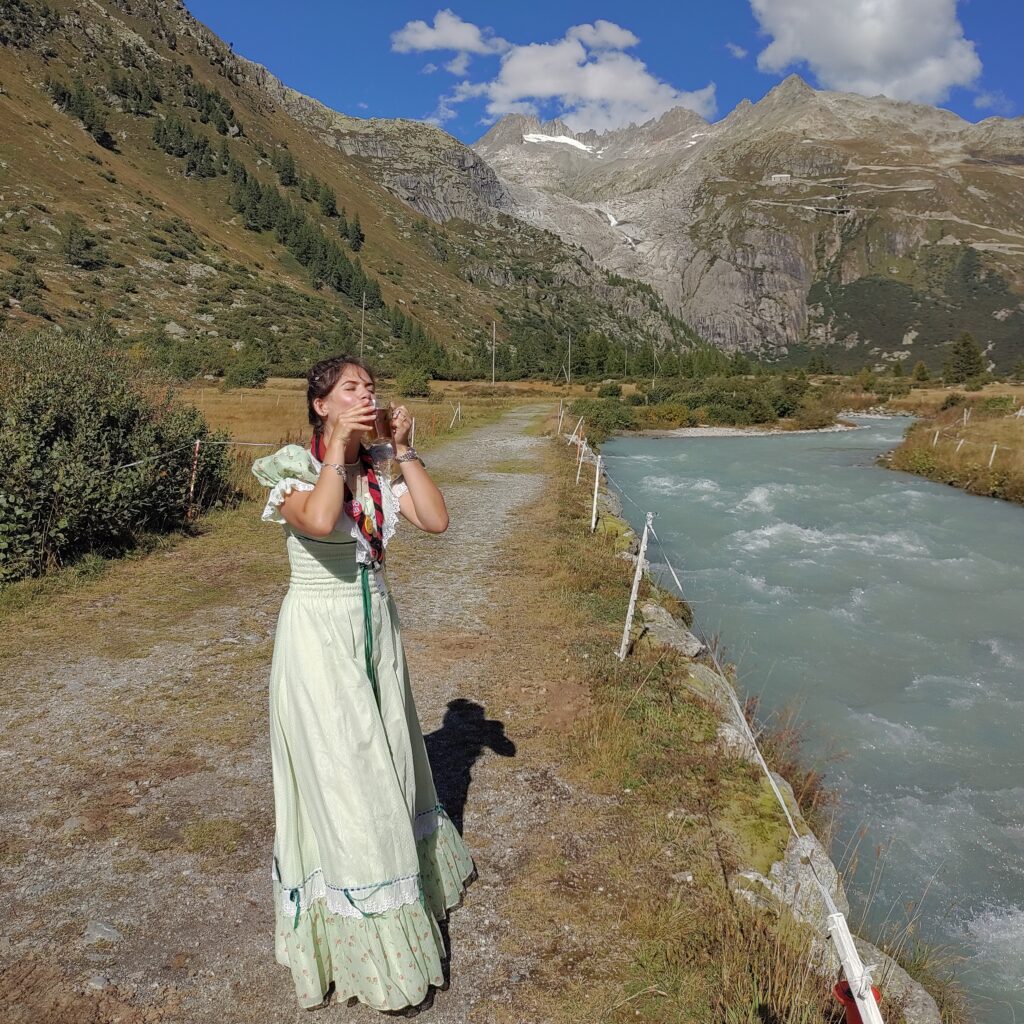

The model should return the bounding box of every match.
[424,698,516,833]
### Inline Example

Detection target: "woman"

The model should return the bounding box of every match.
[252,355,475,1014]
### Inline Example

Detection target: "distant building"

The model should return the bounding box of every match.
[770,173,792,183]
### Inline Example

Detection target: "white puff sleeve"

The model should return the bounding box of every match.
[261,478,315,525]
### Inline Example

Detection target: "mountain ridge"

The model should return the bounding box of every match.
[470,74,1024,369]
[0,0,696,382]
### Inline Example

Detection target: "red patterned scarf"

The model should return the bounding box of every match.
[311,435,385,565]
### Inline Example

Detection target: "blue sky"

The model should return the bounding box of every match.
[186,1,1022,141]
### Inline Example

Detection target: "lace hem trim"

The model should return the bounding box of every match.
[262,478,315,524]
[274,805,451,921]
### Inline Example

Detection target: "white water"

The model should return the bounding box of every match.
[604,418,1023,1020]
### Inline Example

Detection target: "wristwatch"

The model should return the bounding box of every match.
[395,447,420,464]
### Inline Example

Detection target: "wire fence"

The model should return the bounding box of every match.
[560,412,886,1023]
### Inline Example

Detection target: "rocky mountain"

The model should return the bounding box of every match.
[0,0,690,382]
[474,76,1024,370]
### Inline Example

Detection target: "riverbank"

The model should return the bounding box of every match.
[562,432,961,1024]
[882,392,1024,506]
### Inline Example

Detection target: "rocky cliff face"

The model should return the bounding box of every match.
[238,59,513,224]
[473,76,1024,369]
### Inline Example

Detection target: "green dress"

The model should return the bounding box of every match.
[252,445,475,1011]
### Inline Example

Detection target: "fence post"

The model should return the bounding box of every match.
[556,402,565,437]
[186,439,201,517]
[569,416,584,442]
[989,442,998,468]
[590,455,602,533]
[827,913,886,1024]
[576,439,587,484]
[618,512,652,661]
[932,430,939,446]
[955,438,965,453]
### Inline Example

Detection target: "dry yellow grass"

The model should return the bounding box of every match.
[887,399,1024,504]
[885,382,1024,415]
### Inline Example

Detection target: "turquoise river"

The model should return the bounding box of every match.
[603,416,1022,1022]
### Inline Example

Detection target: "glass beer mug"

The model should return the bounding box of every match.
[367,396,395,461]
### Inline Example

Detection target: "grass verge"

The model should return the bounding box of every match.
[884,396,1024,505]
[487,437,852,1024]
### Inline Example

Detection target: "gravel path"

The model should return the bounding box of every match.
[0,403,563,1024]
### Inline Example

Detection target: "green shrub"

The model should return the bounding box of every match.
[223,351,269,389]
[396,368,432,398]
[567,398,636,442]
[596,382,622,399]
[0,328,233,583]
[940,392,966,410]
[637,402,696,430]
[977,395,1015,415]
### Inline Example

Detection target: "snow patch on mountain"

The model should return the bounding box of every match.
[523,133,595,154]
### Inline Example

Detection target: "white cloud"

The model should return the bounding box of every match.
[726,42,748,59]
[421,63,438,75]
[444,52,471,76]
[974,90,1013,116]
[749,0,981,103]
[400,16,716,131]
[566,20,639,51]
[391,9,508,55]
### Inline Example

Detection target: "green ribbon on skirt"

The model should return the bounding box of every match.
[360,563,380,708]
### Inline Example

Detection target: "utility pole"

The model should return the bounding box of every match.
[567,330,572,388]
[491,320,496,385]
[359,291,366,359]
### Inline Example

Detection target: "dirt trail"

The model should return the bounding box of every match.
[1,403,576,1023]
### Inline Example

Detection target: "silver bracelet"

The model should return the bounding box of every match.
[323,462,346,477]
[395,448,420,464]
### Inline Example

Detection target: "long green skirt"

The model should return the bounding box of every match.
[269,530,474,1011]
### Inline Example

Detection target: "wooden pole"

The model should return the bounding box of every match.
[492,320,496,385]
[360,291,366,359]
[618,512,652,661]
[590,455,602,532]
[186,439,201,517]
[989,443,998,468]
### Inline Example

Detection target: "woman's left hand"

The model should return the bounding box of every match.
[391,404,413,446]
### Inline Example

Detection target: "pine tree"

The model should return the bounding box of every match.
[943,332,985,384]
[891,360,903,377]
[347,213,364,252]
[275,150,296,187]
[912,360,929,382]
[318,184,337,217]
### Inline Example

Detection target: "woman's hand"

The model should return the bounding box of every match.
[391,405,413,447]
[325,399,376,454]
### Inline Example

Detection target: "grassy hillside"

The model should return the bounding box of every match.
[0,0,693,380]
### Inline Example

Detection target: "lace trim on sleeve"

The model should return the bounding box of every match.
[261,478,314,525]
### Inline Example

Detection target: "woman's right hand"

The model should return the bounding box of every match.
[325,400,376,452]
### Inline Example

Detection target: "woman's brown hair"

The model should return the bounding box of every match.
[306,355,376,445]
